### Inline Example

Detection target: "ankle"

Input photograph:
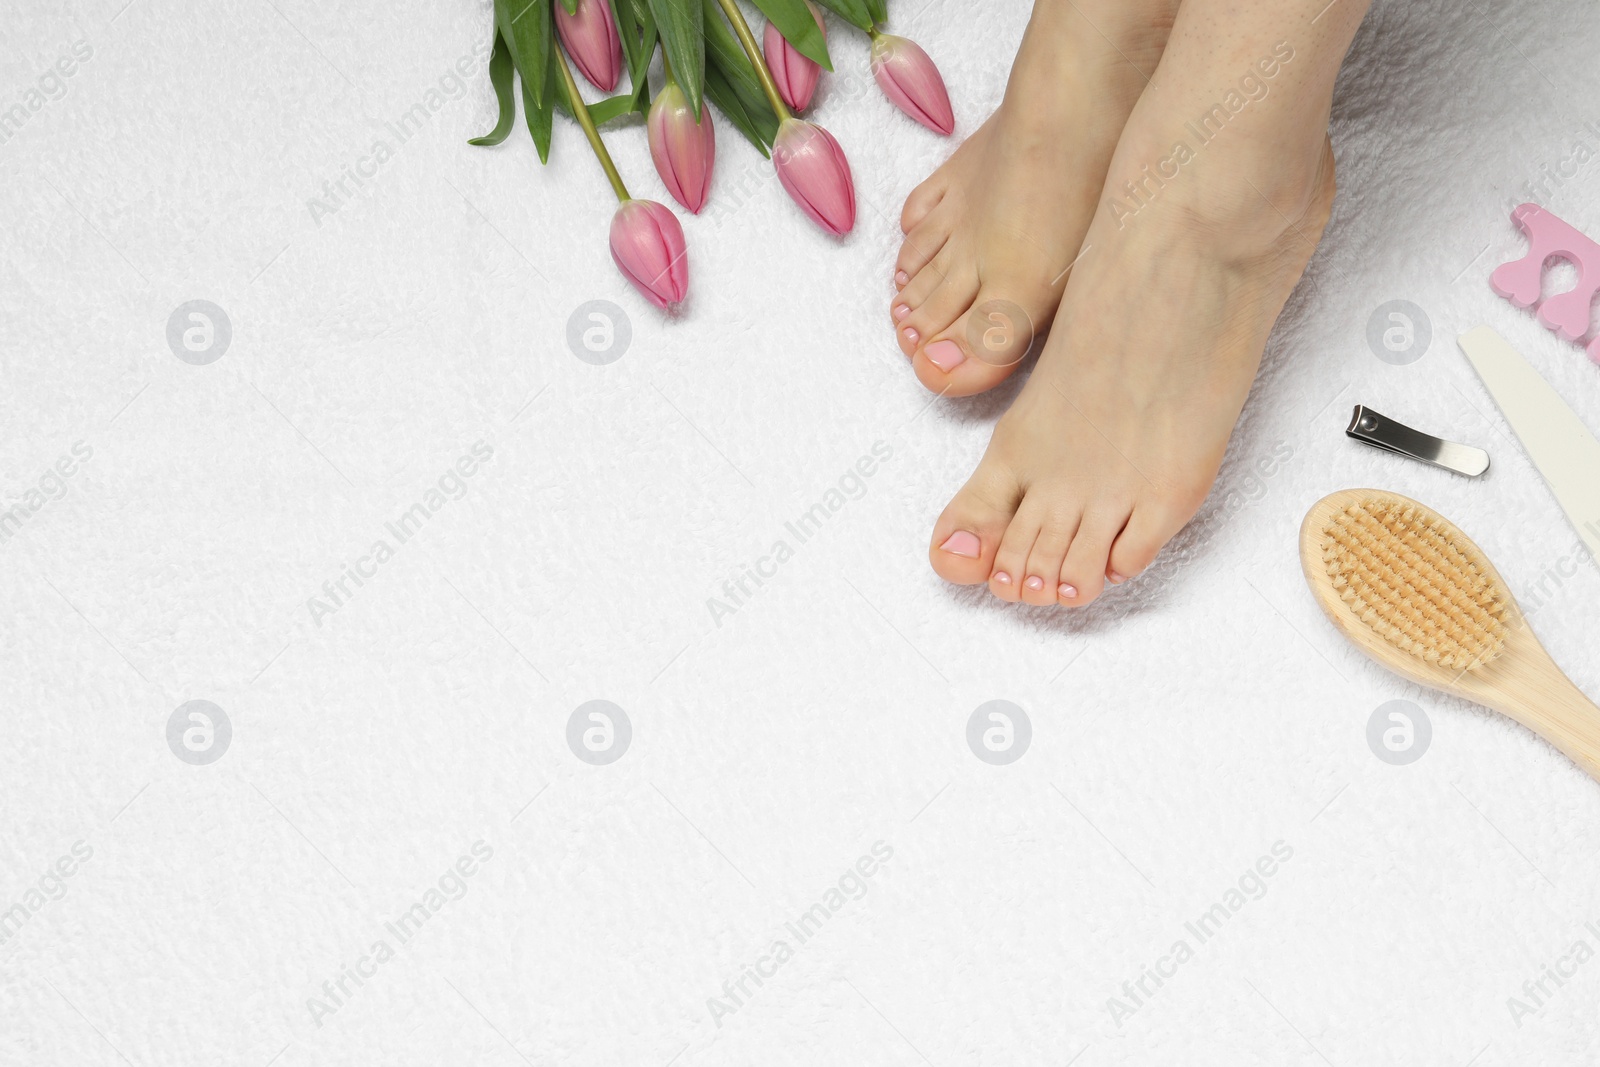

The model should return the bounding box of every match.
[1102,130,1335,256]
[1023,0,1177,79]
[1031,0,1177,44]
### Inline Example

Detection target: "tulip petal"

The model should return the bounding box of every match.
[762,3,826,112]
[871,34,954,136]
[611,200,689,308]
[649,82,715,214]
[773,119,855,236]
[555,0,623,92]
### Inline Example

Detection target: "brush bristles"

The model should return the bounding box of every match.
[1321,498,1510,671]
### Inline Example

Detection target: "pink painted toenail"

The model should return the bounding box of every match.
[903,327,920,345]
[893,303,911,321]
[1059,583,1078,599]
[1025,576,1044,591]
[924,340,965,372]
[895,270,909,287]
[1108,570,1129,584]
[993,571,1012,585]
[938,530,981,558]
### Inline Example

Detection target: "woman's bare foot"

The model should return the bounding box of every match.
[927,0,1369,606]
[891,0,1176,398]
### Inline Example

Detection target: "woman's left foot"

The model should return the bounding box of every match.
[890,0,1176,397]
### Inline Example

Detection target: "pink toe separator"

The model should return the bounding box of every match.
[1490,203,1600,366]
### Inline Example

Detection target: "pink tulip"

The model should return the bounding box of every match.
[647,81,715,214]
[610,199,689,308]
[772,118,855,236]
[869,33,954,136]
[555,0,623,92]
[763,2,826,112]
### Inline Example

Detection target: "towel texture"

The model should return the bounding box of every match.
[3,0,1600,1062]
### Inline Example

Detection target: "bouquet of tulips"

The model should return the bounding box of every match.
[470,0,953,309]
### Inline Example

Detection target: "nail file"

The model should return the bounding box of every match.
[1458,325,1600,557]
[1344,404,1489,477]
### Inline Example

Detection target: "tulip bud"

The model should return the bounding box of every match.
[555,0,623,93]
[610,199,689,308]
[763,2,826,112]
[772,118,855,236]
[869,33,954,136]
[647,81,716,214]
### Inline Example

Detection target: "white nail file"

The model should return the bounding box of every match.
[1458,325,1600,557]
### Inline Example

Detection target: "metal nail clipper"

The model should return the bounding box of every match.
[1345,404,1490,477]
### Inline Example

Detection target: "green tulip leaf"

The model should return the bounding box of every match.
[645,0,703,117]
[524,67,555,162]
[633,14,658,111]
[748,0,830,69]
[469,31,519,145]
[864,0,886,23]
[705,64,773,154]
[497,0,553,106]
[702,0,777,124]
[614,0,642,88]
[560,0,578,13]
[615,0,657,112]
[811,0,872,31]
[550,57,644,126]
[588,95,646,124]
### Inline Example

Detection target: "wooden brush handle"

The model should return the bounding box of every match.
[1483,656,1600,781]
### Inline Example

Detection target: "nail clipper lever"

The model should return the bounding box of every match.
[1345,404,1490,477]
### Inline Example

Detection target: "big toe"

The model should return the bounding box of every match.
[912,283,1048,398]
[928,458,1022,585]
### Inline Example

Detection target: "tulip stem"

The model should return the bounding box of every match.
[712,0,791,123]
[554,43,631,201]
[660,45,675,86]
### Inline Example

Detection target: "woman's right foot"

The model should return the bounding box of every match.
[891,0,1177,397]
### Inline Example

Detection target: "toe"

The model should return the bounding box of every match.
[988,505,1041,603]
[912,282,1049,398]
[946,284,1043,369]
[898,249,952,312]
[928,457,1022,587]
[893,255,953,354]
[1106,497,1189,585]
[1058,505,1132,607]
[895,207,953,283]
[901,174,948,234]
[1021,506,1080,606]
[902,272,979,361]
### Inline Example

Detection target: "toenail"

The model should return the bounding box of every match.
[1025,576,1044,591]
[893,303,911,321]
[993,571,1012,585]
[894,270,909,288]
[938,530,981,558]
[925,339,966,372]
[903,327,920,345]
[1059,583,1078,599]
[1108,570,1129,584]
